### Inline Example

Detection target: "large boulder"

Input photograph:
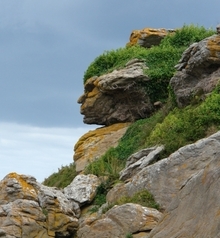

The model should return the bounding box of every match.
[78,59,153,126]
[64,174,100,206]
[127,27,175,48]
[170,34,220,107]
[77,203,162,238]
[149,151,220,237]
[73,122,130,172]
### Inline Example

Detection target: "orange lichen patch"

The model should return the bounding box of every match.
[215,209,220,217]
[73,123,130,172]
[74,123,130,152]
[128,27,168,46]
[87,87,100,98]
[207,35,220,58]
[180,163,188,170]
[7,172,37,196]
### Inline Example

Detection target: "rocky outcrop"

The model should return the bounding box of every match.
[78,59,153,126]
[74,122,130,172]
[0,173,100,238]
[77,203,162,238]
[106,131,220,237]
[127,27,175,48]
[170,34,220,107]
[108,131,220,207]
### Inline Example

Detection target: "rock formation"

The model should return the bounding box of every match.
[2,27,220,237]
[0,173,100,238]
[77,203,162,238]
[127,27,175,48]
[170,34,220,107]
[78,59,152,126]
[73,122,130,172]
[107,131,220,237]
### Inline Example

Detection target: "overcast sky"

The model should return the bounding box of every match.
[0,0,219,182]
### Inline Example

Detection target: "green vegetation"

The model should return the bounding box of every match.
[89,189,160,214]
[43,25,218,213]
[43,163,77,188]
[83,46,148,83]
[160,24,215,48]
[84,24,214,103]
[125,233,133,238]
[85,109,167,179]
[115,190,160,210]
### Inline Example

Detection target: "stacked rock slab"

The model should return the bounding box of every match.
[127,27,175,48]
[170,34,220,107]
[73,122,130,172]
[77,59,152,126]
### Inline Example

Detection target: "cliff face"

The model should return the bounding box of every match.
[1,26,220,238]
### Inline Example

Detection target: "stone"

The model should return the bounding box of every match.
[0,173,79,238]
[119,146,164,181]
[64,174,100,206]
[107,131,220,210]
[149,136,220,237]
[73,123,130,172]
[78,59,153,126]
[77,203,162,238]
[170,34,220,107]
[127,27,175,48]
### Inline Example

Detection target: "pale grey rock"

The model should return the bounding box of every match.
[64,174,101,206]
[170,34,220,107]
[107,131,220,210]
[119,146,164,181]
[77,203,162,238]
[149,138,220,237]
[38,184,81,218]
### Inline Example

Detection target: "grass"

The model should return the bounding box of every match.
[83,24,215,104]
[42,163,78,188]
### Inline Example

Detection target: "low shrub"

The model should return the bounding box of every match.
[115,190,160,210]
[42,163,77,188]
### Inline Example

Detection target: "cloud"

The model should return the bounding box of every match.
[0,122,96,182]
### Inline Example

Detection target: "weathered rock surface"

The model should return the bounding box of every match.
[170,34,220,107]
[64,174,100,206]
[149,150,220,238]
[73,122,130,172]
[119,146,164,181]
[77,203,162,238]
[128,27,175,48]
[0,173,80,238]
[107,131,220,237]
[78,59,153,126]
[108,131,220,207]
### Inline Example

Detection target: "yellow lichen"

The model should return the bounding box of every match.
[207,35,220,58]
[74,123,130,171]
[128,28,168,46]
[7,172,37,196]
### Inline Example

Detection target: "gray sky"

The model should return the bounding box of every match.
[0,0,219,182]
